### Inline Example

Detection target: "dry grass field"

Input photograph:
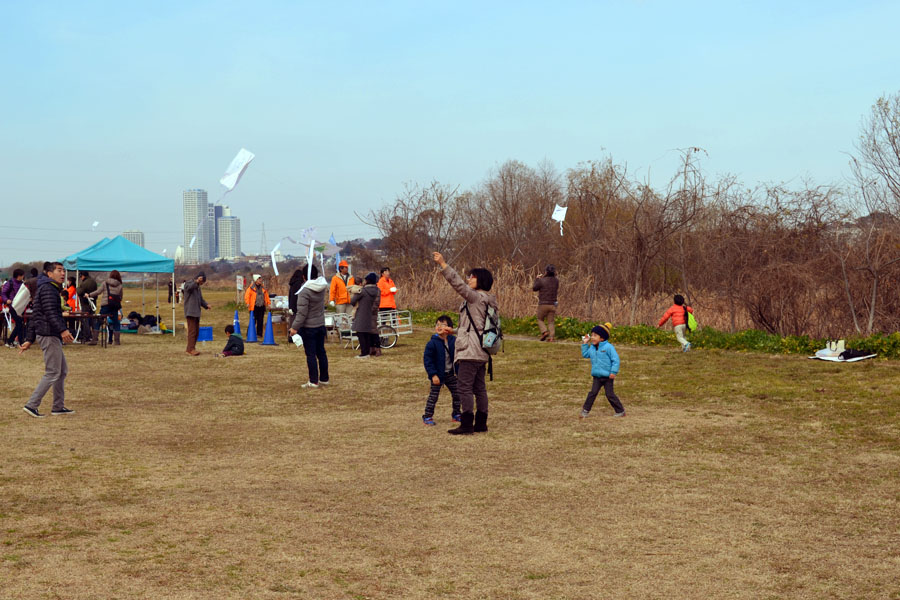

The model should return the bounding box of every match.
[2,290,898,599]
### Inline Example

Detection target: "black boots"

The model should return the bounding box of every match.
[448,411,474,435]
[474,411,488,433]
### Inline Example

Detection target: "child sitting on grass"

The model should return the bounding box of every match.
[580,322,625,418]
[216,324,244,357]
[421,315,462,426]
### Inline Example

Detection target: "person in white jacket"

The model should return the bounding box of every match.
[289,264,330,388]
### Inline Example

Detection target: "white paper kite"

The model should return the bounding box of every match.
[220,148,255,192]
[91,221,100,231]
[271,242,282,276]
[551,204,568,236]
[306,240,316,280]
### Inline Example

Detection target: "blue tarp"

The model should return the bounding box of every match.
[62,236,174,273]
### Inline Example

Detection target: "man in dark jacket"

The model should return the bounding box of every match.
[76,271,98,344]
[183,272,210,356]
[20,262,75,417]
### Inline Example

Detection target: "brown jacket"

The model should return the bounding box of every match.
[532,275,559,305]
[441,265,497,364]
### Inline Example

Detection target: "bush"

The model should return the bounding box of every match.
[412,310,898,359]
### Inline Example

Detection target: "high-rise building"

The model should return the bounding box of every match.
[217,215,242,260]
[122,230,145,248]
[183,189,209,264]
[212,204,225,258]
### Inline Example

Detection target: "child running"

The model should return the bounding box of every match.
[216,324,244,357]
[580,322,625,418]
[421,315,462,426]
[657,294,694,352]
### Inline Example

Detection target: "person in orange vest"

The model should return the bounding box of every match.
[244,274,270,339]
[377,267,397,311]
[329,260,355,314]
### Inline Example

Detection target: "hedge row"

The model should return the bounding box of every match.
[411,310,900,359]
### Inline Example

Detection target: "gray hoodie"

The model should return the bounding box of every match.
[291,276,329,329]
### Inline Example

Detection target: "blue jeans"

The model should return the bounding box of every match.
[97,304,121,332]
[299,326,329,384]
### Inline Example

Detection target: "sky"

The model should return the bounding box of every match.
[2,0,899,265]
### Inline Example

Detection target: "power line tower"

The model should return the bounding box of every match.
[259,223,268,256]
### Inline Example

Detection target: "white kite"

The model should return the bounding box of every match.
[270,242,282,276]
[91,221,100,231]
[306,240,316,280]
[220,148,255,192]
[551,204,568,236]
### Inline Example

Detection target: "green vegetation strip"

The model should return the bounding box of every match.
[412,310,900,358]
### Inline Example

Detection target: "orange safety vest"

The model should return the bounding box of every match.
[244,285,270,309]
[377,277,397,309]
[330,274,355,304]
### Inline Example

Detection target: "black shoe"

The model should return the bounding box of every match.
[474,411,488,433]
[23,406,44,418]
[51,407,75,415]
[448,412,474,435]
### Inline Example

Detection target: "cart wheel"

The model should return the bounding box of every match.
[378,324,398,349]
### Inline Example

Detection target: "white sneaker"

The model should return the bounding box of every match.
[301,382,319,389]
[580,409,590,419]
[354,355,369,360]
[319,380,330,386]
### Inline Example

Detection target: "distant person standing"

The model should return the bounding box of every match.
[2,268,26,348]
[377,267,398,312]
[350,272,380,358]
[183,272,210,356]
[90,270,124,346]
[329,260,355,314]
[289,265,330,388]
[244,274,270,339]
[20,262,75,417]
[167,280,173,304]
[76,271,98,345]
[532,264,559,342]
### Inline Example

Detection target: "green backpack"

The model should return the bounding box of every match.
[686,309,698,332]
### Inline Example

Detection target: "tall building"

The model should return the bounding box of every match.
[217,212,242,260]
[183,189,210,264]
[122,230,145,248]
[212,204,225,258]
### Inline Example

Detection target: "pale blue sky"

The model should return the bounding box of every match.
[2,1,899,264]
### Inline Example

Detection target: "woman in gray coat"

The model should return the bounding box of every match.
[289,264,330,388]
[432,252,498,435]
[90,270,124,346]
[350,272,380,358]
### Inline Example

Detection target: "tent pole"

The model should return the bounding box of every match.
[155,274,160,325]
[141,274,145,315]
[171,272,176,337]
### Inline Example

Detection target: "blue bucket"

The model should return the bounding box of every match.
[197,326,213,342]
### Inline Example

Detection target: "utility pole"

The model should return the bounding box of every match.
[259,223,268,257]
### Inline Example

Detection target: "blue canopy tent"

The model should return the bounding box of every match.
[62,236,176,335]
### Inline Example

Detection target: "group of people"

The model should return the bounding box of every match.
[16,256,694,433]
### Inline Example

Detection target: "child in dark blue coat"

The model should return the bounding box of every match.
[421,315,462,426]
[217,324,244,357]
[580,322,625,418]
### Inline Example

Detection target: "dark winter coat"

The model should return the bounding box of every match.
[222,333,245,356]
[288,272,305,314]
[423,334,456,383]
[1,278,22,304]
[25,275,68,342]
[350,284,379,333]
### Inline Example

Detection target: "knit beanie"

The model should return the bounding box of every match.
[591,322,612,341]
[364,272,378,285]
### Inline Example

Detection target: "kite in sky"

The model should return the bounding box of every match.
[551,204,567,236]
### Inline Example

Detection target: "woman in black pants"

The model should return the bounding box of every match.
[432,252,498,435]
[350,273,380,358]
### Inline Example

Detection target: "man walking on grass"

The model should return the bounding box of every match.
[20,261,75,417]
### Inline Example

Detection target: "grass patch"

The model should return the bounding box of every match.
[0,290,898,598]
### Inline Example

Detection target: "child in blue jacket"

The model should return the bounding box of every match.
[421,315,462,426]
[580,322,625,418]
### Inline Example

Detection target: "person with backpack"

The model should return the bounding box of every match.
[432,251,498,435]
[90,270,124,346]
[657,294,694,352]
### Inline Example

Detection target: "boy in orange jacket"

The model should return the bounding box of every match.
[658,294,694,352]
